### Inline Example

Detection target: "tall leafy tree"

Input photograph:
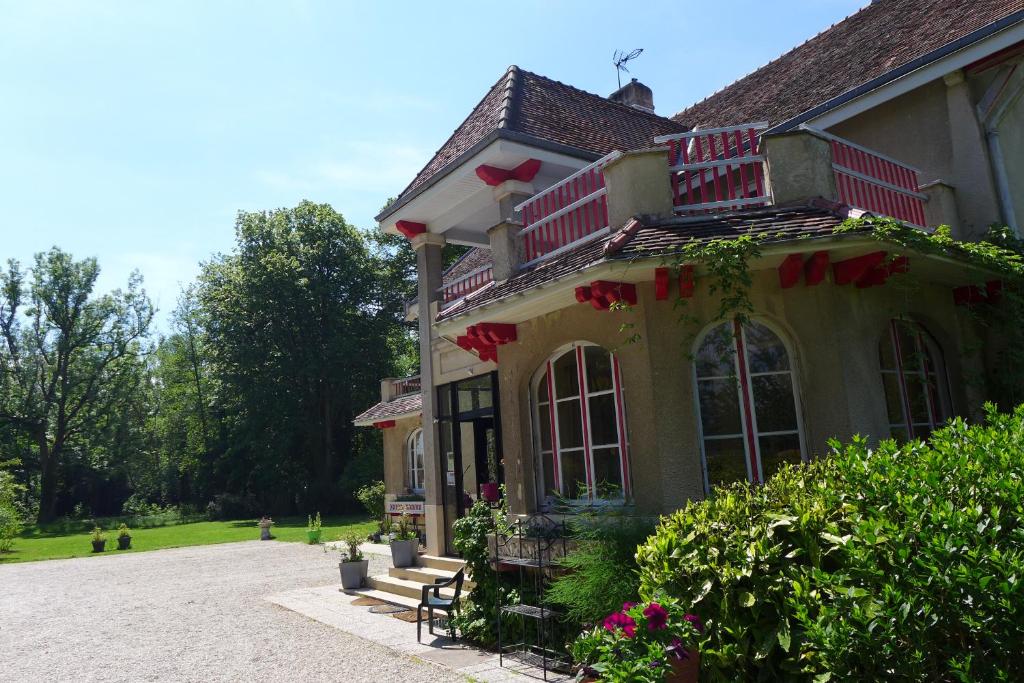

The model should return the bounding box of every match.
[0,249,153,522]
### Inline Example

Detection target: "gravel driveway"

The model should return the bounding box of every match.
[0,541,462,682]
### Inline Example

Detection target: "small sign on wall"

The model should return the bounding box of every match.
[386,500,425,515]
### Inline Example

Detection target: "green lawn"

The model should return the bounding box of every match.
[0,515,376,564]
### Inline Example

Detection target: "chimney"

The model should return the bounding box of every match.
[608,78,654,113]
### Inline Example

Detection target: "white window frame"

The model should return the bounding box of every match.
[531,342,631,503]
[407,428,425,494]
[692,318,807,492]
[879,319,951,439]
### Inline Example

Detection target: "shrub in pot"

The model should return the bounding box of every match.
[116,523,131,550]
[570,597,703,682]
[258,516,273,540]
[90,526,106,553]
[337,534,369,590]
[306,512,322,544]
[389,513,419,568]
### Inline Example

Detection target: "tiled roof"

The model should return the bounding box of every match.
[436,205,862,322]
[352,392,422,426]
[379,66,686,221]
[443,247,493,284]
[674,0,1024,131]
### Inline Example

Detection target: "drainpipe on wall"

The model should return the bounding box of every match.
[984,128,1019,235]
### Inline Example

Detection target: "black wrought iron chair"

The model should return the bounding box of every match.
[416,567,465,642]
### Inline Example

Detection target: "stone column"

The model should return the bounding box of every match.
[943,69,1001,240]
[762,130,838,206]
[601,148,674,229]
[411,231,447,555]
[920,181,960,232]
[487,179,533,281]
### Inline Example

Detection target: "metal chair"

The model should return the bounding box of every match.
[416,567,465,642]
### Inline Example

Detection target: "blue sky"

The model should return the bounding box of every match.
[0,0,863,329]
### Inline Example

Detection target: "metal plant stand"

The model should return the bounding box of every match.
[494,514,571,680]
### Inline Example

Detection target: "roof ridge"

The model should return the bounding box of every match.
[674,1,879,122]
[497,65,520,129]
[516,67,684,126]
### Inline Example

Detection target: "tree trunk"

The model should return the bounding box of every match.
[36,429,58,524]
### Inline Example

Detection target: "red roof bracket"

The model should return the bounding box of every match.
[655,267,669,300]
[475,158,541,186]
[511,158,541,182]
[856,266,890,289]
[833,251,887,285]
[778,253,804,289]
[804,251,830,286]
[575,286,592,303]
[576,281,637,310]
[954,280,1004,306]
[395,220,427,239]
[986,280,1003,303]
[678,265,695,299]
[373,420,396,429]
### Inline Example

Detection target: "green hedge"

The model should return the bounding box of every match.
[636,405,1024,681]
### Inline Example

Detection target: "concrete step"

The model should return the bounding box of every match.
[365,574,459,602]
[389,565,475,590]
[417,554,466,572]
[340,586,421,610]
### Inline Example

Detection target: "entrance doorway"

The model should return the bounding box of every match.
[438,373,503,555]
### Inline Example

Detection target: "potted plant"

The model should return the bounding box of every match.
[570,597,703,682]
[389,513,419,568]
[91,526,106,553]
[116,523,132,550]
[337,534,369,590]
[307,512,322,544]
[258,516,273,540]
[371,515,390,544]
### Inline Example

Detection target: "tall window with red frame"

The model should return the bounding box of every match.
[533,343,630,502]
[694,319,805,491]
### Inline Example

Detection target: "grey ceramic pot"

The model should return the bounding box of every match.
[390,538,419,568]
[339,560,368,589]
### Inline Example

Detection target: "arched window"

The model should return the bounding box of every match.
[407,429,425,493]
[533,343,630,502]
[694,319,805,490]
[879,320,950,441]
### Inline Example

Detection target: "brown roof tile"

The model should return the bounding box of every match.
[674,0,1024,131]
[436,205,859,321]
[379,67,686,220]
[353,392,422,426]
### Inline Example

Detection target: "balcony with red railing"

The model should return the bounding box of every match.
[390,375,421,398]
[440,265,494,306]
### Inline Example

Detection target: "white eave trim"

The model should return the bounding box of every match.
[806,21,1024,131]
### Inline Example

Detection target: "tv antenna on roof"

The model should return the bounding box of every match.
[613,48,643,88]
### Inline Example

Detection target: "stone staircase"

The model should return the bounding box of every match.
[357,554,471,609]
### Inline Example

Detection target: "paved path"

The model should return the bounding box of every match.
[0,541,461,683]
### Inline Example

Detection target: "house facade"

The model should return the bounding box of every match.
[354,0,1024,557]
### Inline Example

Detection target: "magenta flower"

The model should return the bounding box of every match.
[684,613,705,634]
[667,637,691,661]
[622,601,637,611]
[603,611,637,638]
[643,602,669,631]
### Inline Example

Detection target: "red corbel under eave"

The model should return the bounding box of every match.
[678,265,695,298]
[778,253,804,289]
[373,420,396,429]
[954,280,1003,306]
[474,159,542,186]
[655,268,669,300]
[395,220,427,239]
[804,251,830,286]
[575,286,592,303]
[587,281,638,310]
[833,251,887,286]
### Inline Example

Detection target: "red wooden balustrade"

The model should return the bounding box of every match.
[655,122,770,215]
[440,265,494,304]
[515,152,618,266]
[802,126,927,227]
[390,375,421,397]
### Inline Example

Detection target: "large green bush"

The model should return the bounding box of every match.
[637,405,1024,681]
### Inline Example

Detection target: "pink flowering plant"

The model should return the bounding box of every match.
[569,596,704,682]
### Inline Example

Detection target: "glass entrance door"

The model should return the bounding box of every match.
[438,373,503,555]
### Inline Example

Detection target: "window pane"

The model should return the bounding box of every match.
[537,371,549,403]
[905,374,930,424]
[751,374,797,433]
[592,447,623,498]
[697,378,742,436]
[588,393,619,446]
[889,426,909,443]
[538,404,552,451]
[560,451,588,499]
[878,336,897,371]
[554,351,580,398]
[438,385,452,418]
[704,438,748,488]
[541,452,557,499]
[744,322,790,373]
[584,346,614,393]
[881,373,905,425]
[457,375,492,413]
[557,399,583,449]
[759,433,802,481]
[695,324,735,378]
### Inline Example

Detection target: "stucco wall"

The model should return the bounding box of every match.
[382,415,421,497]
[489,264,981,519]
[995,88,1024,231]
